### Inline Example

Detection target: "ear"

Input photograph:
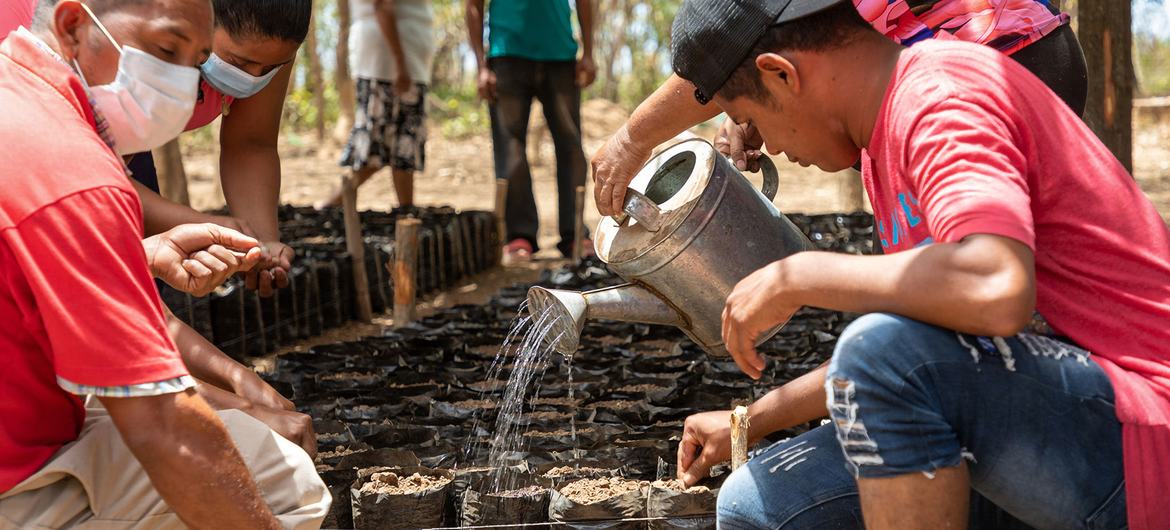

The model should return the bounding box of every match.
[755,52,800,96]
[50,1,88,62]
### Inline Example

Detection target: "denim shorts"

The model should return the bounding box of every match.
[718,313,1127,530]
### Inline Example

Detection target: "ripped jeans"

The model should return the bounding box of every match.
[718,313,1127,530]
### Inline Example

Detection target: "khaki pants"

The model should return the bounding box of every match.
[0,407,330,529]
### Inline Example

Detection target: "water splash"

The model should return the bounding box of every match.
[460,301,574,492]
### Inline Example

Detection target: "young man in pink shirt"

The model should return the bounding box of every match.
[664,0,1170,529]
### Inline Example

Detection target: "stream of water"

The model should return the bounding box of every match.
[461,302,574,493]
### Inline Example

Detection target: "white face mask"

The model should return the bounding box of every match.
[200,53,280,99]
[72,2,201,155]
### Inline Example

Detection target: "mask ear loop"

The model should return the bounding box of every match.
[75,1,123,53]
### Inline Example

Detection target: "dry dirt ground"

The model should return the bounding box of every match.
[181,99,1170,356]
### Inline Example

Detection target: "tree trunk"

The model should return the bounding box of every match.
[153,139,190,206]
[1077,0,1133,172]
[305,9,327,142]
[601,0,633,101]
[335,0,355,135]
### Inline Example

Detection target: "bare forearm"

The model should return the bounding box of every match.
[746,363,829,444]
[783,236,1035,337]
[577,0,594,57]
[624,75,720,151]
[219,147,280,242]
[166,311,258,395]
[374,0,408,73]
[102,392,280,530]
[134,179,212,236]
[465,0,486,67]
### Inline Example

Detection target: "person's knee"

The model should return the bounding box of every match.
[828,313,950,384]
[218,410,331,520]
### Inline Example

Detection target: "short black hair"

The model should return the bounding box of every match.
[719,3,872,102]
[32,0,149,30]
[213,0,312,44]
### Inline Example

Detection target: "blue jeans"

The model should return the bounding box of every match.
[718,314,1127,530]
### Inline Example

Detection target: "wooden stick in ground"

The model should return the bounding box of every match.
[342,174,373,321]
[572,185,586,262]
[730,406,750,471]
[393,217,421,327]
[494,179,508,254]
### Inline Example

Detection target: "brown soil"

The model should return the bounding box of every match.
[542,466,611,478]
[530,397,580,407]
[387,381,440,389]
[651,479,710,493]
[523,428,594,438]
[360,472,451,495]
[613,384,667,393]
[316,445,360,461]
[587,400,638,410]
[319,371,378,382]
[490,485,546,498]
[525,411,574,421]
[451,399,498,410]
[317,432,350,445]
[559,477,645,504]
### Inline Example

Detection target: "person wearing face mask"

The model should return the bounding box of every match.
[16,0,308,298]
[0,0,330,527]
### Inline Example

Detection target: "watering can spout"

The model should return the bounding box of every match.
[526,283,684,355]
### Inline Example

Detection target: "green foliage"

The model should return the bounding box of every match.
[431,83,490,138]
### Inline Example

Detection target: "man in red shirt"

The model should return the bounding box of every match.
[0,0,329,527]
[660,1,1170,529]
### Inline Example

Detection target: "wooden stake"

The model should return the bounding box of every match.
[342,174,373,321]
[152,139,190,206]
[393,217,421,327]
[730,406,750,471]
[572,185,586,262]
[496,180,510,264]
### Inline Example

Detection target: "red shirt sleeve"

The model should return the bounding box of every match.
[5,186,187,386]
[905,96,1036,250]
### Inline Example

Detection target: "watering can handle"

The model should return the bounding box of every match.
[757,156,780,202]
[613,189,663,232]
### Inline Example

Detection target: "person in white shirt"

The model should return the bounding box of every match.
[320,0,434,208]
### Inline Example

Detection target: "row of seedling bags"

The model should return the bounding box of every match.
[160,206,499,360]
[323,455,724,530]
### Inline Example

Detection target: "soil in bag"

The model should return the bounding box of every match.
[548,477,648,530]
[350,466,453,530]
[646,479,718,530]
[462,477,549,529]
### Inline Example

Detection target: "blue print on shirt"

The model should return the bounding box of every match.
[878,191,928,250]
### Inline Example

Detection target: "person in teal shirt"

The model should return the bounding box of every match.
[466,0,597,261]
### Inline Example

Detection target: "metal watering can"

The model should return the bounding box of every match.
[527,138,813,358]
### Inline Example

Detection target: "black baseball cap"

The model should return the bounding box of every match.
[671,0,850,104]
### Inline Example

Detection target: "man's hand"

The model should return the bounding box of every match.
[477,67,497,103]
[677,410,734,486]
[723,260,800,379]
[247,404,317,458]
[243,240,293,297]
[714,119,764,172]
[394,72,414,97]
[576,55,597,88]
[144,224,263,297]
[592,124,653,217]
